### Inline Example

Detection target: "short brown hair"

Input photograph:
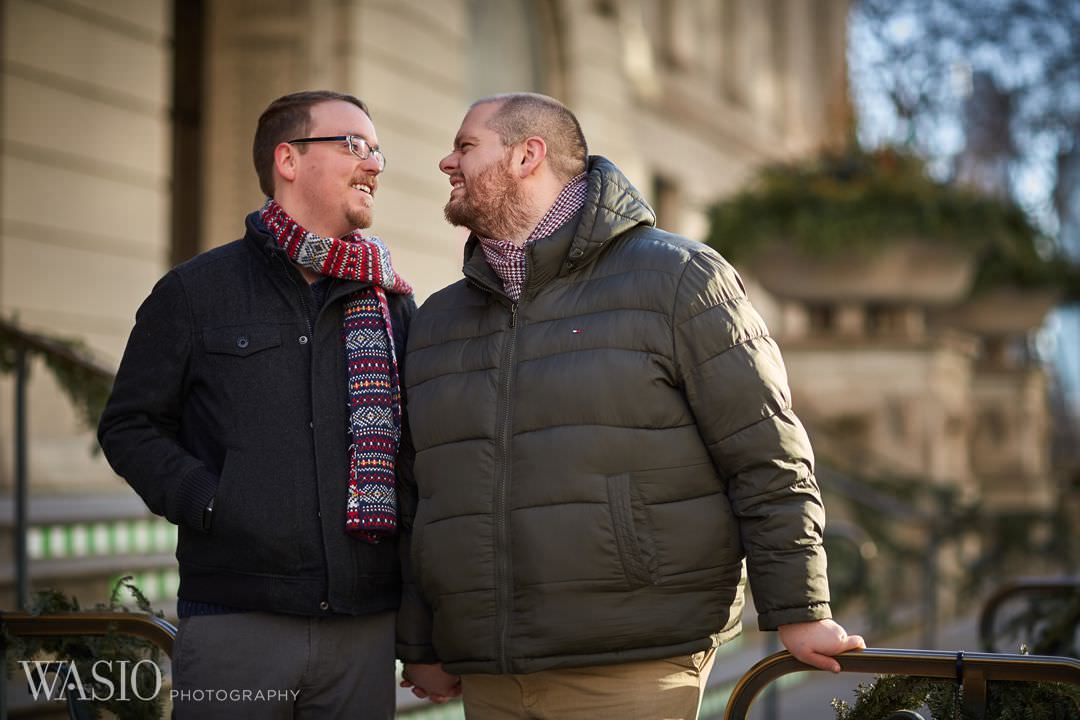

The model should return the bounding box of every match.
[252,90,371,197]
[473,93,588,181]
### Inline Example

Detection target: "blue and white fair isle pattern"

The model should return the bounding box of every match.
[344,289,401,541]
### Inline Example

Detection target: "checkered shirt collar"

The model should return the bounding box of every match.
[478,173,587,301]
[527,173,588,242]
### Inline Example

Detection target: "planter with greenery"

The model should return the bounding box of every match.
[705,147,1080,303]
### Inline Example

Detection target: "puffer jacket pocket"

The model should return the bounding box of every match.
[606,474,658,589]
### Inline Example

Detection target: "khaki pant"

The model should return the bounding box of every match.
[460,648,717,720]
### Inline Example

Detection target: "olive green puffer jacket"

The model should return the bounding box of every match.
[400,156,831,675]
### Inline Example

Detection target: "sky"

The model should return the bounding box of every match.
[846,0,1080,414]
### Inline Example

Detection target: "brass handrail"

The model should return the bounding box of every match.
[0,612,176,720]
[978,577,1080,653]
[0,611,177,656]
[722,647,1080,720]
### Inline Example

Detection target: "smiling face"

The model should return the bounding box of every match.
[283,100,381,237]
[439,102,532,240]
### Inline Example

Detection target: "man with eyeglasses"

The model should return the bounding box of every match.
[99,90,435,718]
[397,93,865,718]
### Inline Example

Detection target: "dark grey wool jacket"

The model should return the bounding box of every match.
[398,157,831,675]
[99,212,415,617]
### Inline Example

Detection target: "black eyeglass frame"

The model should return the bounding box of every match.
[285,135,386,170]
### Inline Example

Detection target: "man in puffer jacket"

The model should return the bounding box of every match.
[397,92,865,719]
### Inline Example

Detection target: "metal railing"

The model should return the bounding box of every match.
[0,611,176,720]
[0,611,176,655]
[979,576,1080,654]
[0,317,115,609]
[722,647,1080,720]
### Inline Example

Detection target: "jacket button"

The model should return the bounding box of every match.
[570,248,584,258]
[309,421,314,428]
[236,336,249,349]
[319,601,329,611]
[298,335,309,345]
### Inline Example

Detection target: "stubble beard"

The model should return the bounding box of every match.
[444,156,532,240]
[346,205,372,231]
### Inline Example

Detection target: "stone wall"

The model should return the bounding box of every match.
[1,0,173,492]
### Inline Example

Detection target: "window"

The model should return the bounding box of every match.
[807,304,835,333]
[651,174,681,232]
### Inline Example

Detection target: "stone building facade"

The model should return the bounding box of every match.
[1,0,853,492]
[0,0,851,604]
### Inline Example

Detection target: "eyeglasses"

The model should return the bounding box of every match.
[286,135,386,170]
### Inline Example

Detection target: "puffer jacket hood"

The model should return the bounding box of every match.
[564,155,656,269]
[398,156,831,675]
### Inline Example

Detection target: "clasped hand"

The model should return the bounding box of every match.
[401,663,462,704]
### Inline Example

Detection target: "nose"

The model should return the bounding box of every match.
[360,153,383,175]
[439,152,457,175]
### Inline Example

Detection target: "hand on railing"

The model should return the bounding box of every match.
[778,618,866,673]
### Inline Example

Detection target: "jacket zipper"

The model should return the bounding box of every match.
[276,255,315,339]
[462,268,522,672]
[494,301,518,672]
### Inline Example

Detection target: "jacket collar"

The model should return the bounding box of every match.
[243,210,369,302]
[244,209,284,258]
[461,156,655,301]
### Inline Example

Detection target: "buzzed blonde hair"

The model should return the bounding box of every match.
[472,93,588,182]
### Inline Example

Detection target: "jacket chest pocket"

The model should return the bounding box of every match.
[203,325,283,358]
[200,325,288,427]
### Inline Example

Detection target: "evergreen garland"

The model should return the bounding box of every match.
[831,675,960,720]
[831,674,1080,720]
[3,577,168,720]
[0,318,114,433]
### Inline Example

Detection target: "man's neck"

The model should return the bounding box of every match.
[272,197,350,243]
[503,218,540,248]
[503,182,563,247]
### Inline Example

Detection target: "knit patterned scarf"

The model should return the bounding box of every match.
[260,199,413,543]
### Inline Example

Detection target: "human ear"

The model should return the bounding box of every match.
[274,143,298,184]
[517,136,548,178]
